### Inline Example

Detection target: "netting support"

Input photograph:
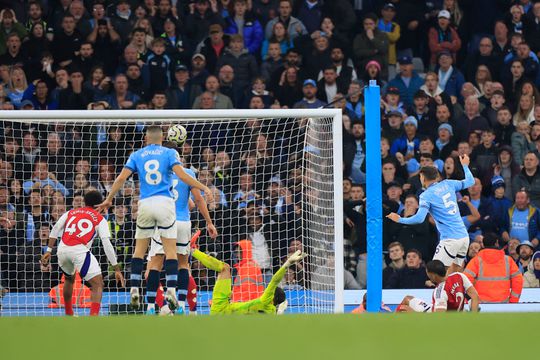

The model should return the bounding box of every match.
[365,81,382,313]
[332,111,344,313]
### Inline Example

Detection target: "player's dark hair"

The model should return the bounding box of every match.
[146,125,163,136]
[426,260,446,277]
[419,166,438,181]
[273,286,286,306]
[163,140,181,154]
[482,232,500,248]
[84,190,103,207]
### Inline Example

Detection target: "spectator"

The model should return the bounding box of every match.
[465,37,503,82]
[0,8,28,55]
[88,18,121,75]
[184,0,223,49]
[6,66,28,109]
[193,75,233,109]
[501,190,540,246]
[196,23,230,74]
[436,50,465,101]
[51,14,82,68]
[484,90,507,128]
[260,40,283,82]
[58,68,93,110]
[22,160,68,197]
[22,80,59,110]
[386,249,430,289]
[104,74,140,110]
[261,21,292,61]
[452,96,490,143]
[353,13,389,79]
[0,33,24,67]
[390,193,437,261]
[390,116,420,158]
[316,65,347,104]
[218,64,244,108]
[151,0,177,36]
[464,232,523,303]
[517,240,536,273]
[166,63,202,109]
[223,0,263,55]
[274,66,302,108]
[428,10,461,67]
[216,34,258,91]
[377,3,400,80]
[523,2,540,55]
[294,0,322,35]
[382,241,405,288]
[387,56,424,108]
[264,0,307,41]
[512,151,540,207]
[293,79,325,108]
[523,251,540,287]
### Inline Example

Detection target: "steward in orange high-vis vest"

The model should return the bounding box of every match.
[232,240,264,302]
[464,233,523,303]
[48,273,91,308]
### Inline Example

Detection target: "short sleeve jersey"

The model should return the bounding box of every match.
[432,272,473,311]
[124,144,181,200]
[419,180,470,240]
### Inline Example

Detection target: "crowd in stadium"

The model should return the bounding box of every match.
[1,0,540,298]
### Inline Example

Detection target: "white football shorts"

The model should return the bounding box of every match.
[148,221,192,258]
[57,243,101,281]
[409,297,433,312]
[135,196,177,239]
[433,237,469,267]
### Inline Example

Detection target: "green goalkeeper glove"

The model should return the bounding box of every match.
[285,250,307,267]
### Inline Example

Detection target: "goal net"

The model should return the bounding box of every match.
[0,109,343,316]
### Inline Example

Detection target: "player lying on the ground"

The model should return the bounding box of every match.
[398,260,479,312]
[192,247,306,314]
[41,191,125,316]
[386,155,475,274]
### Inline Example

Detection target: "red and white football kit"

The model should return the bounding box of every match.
[432,272,473,311]
[50,207,118,281]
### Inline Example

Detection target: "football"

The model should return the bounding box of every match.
[167,124,188,146]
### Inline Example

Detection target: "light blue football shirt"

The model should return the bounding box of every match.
[399,165,475,241]
[124,144,181,200]
[171,168,196,221]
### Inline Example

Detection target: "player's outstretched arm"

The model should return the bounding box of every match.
[96,220,125,287]
[172,164,213,202]
[191,188,218,239]
[261,251,307,305]
[387,207,429,225]
[466,286,480,312]
[41,212,68,265]
[459,155,475,189]
[96,168,133,213]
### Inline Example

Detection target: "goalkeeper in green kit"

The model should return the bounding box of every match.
[191,235,306,314]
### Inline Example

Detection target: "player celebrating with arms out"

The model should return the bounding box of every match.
[387,154,474,274]
[41,191,125,316]
[146,141,218,315]
[97,125,213,311]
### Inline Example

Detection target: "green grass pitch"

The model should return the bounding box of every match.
[1,313,538,359]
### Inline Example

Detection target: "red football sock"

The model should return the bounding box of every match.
[65,300,74,316]
[90,302,101,316]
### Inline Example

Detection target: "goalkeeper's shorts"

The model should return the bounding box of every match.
[210,278,232,315]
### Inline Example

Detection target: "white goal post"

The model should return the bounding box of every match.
[0,109,343,315]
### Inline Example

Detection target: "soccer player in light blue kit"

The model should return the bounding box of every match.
[97,125,213,310]
[146,142,218,314]
[387,154,474,274]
